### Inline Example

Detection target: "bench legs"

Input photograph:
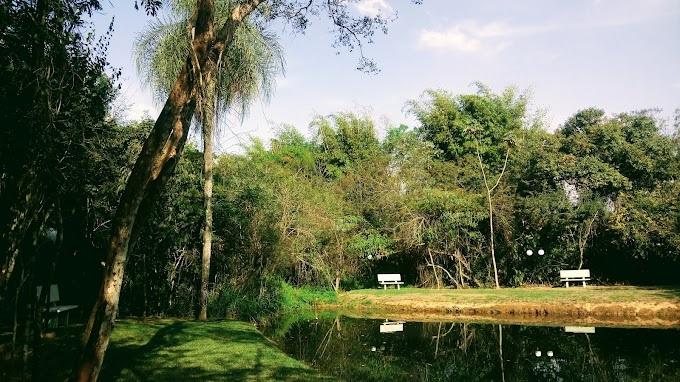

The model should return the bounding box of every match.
[563,281,589,288]
[380,284,402,290]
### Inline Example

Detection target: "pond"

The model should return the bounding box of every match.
[263,315,680,382]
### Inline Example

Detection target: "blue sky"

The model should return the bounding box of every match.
[93,0,680,152]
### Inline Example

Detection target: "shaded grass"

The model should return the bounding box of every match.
[29,320,334,382]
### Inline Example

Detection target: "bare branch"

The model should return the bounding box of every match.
[490,147,511,192]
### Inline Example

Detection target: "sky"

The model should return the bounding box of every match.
[93,0,680,153]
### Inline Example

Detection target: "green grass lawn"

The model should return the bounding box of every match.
[32,319,333,382]
[343,285,680,304]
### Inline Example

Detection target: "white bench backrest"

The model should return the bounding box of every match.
[560,269,590,278]
[377,273,402,282]
[36,284,60,303]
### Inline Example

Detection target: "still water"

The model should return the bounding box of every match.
[263,316,680,382]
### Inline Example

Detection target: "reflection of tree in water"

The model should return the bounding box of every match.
[265,317,680,382]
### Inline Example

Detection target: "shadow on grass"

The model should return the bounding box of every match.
[102,320,333,382]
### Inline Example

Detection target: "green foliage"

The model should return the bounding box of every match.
[408,85,528,167]
[609,185,680,261]
[208,277,284,320]
[0,0,120,308]
[279,282,337,311]
[5,54,674,322]
[313,113,384,178]
[113,89,678,319]
[562,107,606,136]
[135,0,284,119]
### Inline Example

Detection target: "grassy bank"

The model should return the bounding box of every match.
[27,320,332,382]
[331,286,680,328]
[280,284,338,311]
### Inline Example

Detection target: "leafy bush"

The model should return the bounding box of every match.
[208,277,284,320]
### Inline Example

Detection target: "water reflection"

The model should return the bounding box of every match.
[263,316,680,382]
[380,320,404,333]
[565,326,596,333]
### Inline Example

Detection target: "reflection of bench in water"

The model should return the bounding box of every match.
[380,320,405,333]
[564,326,596,333]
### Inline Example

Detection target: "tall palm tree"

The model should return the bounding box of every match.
[135,0,284,320]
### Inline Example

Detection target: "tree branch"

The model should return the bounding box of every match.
[490,147,511,192]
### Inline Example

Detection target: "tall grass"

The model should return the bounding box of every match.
[280,283,337,311]
[208,278,337,320]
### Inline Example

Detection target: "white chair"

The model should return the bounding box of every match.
[36,284,78,326]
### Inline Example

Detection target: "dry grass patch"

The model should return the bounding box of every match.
[332,286,680,328]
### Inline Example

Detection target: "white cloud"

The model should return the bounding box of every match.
[418,21,514,54]
[419,28,481,53]
[355,0,393,17]
[418,21,555,54]
[126,102,158,121]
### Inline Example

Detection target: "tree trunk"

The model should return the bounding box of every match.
[428,248,442,289]
[487,191,500,289]
[72,62,197,381]
[71,1,264,379]
[333,271,341,293]
[577,213,597,270]
[199,103,215,321]
[476,145,509,289]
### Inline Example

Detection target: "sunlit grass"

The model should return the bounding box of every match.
[106,319,333,381]
[280,283,338,311]
[343,285,680,304]
[31,320,333,382]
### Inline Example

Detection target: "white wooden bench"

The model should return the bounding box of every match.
[559,269,591,288]
[377,274,404,290]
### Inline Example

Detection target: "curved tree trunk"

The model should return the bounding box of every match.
[199,104,215,321]
[72,62,197,382]
[70,1,263,380]
[72,4,213,381]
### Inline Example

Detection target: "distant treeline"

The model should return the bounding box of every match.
[1,0,678,321]
[3,90,680,320]
[110,87,678,317]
